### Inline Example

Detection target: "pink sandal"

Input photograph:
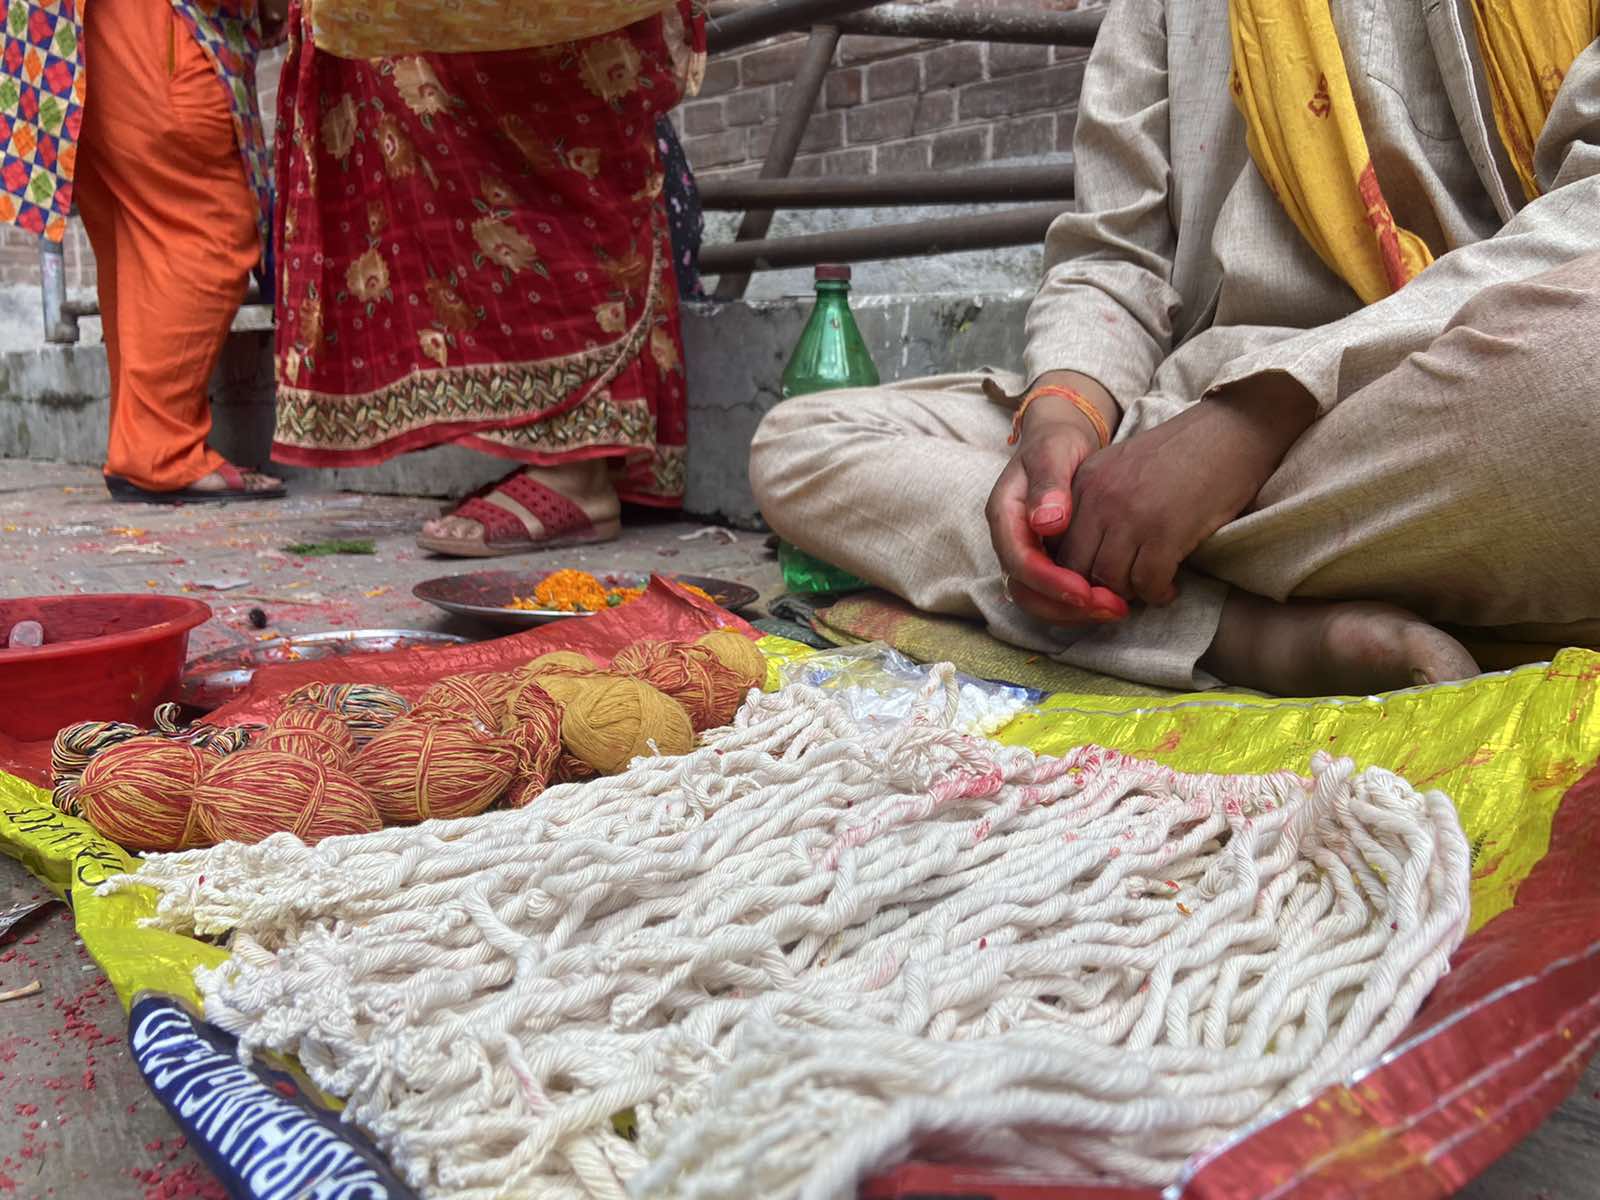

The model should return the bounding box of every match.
[416,468,621,558]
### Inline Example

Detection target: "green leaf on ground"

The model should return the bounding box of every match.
[282,539,377,557]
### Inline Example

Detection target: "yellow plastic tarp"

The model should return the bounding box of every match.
[3,640,1598,1012]
[0,775,226,1009]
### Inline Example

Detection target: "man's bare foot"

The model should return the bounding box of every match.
[188,468,283,493]
[1200,590,1479,696]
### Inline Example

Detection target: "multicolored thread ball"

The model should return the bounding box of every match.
[412,672,520,733]
[350,715,521,824]
[258,705,357,769]
[282,681,410,746]
[191,750,380,846]
[75,736,215,853]
[560,675,695,775]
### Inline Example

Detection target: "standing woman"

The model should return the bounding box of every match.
[0,0,287,501]
[270,1,705,555]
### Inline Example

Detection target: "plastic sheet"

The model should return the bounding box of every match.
[4,625,1600,1199]
[777,642,1039,737]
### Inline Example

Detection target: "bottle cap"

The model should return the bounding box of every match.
[815,264,851,282]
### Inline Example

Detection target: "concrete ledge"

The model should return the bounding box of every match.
[0,291,1032,525]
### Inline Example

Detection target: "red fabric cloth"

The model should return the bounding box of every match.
[269,2,702,505]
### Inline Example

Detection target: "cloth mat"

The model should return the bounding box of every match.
[804,589,1175,698]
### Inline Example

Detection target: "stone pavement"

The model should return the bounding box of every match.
[1,457,1596,1199]
[0,460,785,662]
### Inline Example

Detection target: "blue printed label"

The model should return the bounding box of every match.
[128,995,417,1200]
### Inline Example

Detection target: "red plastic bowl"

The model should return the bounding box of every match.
[0,595,212,742]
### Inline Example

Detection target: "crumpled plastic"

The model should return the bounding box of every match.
[777,642,1038,737]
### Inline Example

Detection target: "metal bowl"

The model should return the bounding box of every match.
[412,568,760,631]
[179,628,472,710]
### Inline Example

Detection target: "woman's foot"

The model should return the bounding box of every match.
[105,462,286,504]
[188,467,284,493]
[1200,590,1480,696]
[418,461,621,557]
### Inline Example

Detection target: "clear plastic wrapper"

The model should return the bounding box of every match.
[777,642,1038,737]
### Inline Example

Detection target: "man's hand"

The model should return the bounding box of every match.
[985,372,1131,626]
[260,0,290,47]
[1058,373,1317,606]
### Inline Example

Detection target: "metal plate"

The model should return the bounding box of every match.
[179,628,472,711]
[411,568,760,630]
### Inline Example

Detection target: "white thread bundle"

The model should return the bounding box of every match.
[105,666,1471,1200]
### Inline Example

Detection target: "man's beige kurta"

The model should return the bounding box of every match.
[752,0,1600,689]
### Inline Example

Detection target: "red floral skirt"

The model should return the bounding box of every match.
[269,2,702,505]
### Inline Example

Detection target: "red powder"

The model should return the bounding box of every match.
[128,1149,228,1200]
[11,1103,36,1117]
[0,1170,16,1193]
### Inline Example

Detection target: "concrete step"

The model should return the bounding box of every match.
[0,292,1030,525]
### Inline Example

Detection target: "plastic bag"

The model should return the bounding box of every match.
[777,541,869,596]
[777,642,1038,737]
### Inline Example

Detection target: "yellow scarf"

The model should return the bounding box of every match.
[1229,0,1597,304]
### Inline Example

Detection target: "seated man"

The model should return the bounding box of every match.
[751,0,1600,696]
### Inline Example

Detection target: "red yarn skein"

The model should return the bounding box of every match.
[503,680,563,808]
[350,715,520,824]
[611,638,748,731]
[258,705,357,769]
[76,736,215,853]
[193,750,381,846]
[412,672,521,733]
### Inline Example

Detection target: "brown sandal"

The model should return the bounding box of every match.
[416,468,621,558]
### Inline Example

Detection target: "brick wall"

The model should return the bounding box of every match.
[674,0,1103,181]
[0,48,285,294]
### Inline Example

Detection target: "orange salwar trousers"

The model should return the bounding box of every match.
[75,0,260,492]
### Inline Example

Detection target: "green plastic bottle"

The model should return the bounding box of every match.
[775,264,878,595]
[780,264,880,398]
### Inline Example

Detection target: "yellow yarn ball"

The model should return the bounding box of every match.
[529,668,607,709]
[560,675,694,775]
[695,630,766,691]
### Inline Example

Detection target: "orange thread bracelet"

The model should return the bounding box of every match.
[1008,385,1111,448]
